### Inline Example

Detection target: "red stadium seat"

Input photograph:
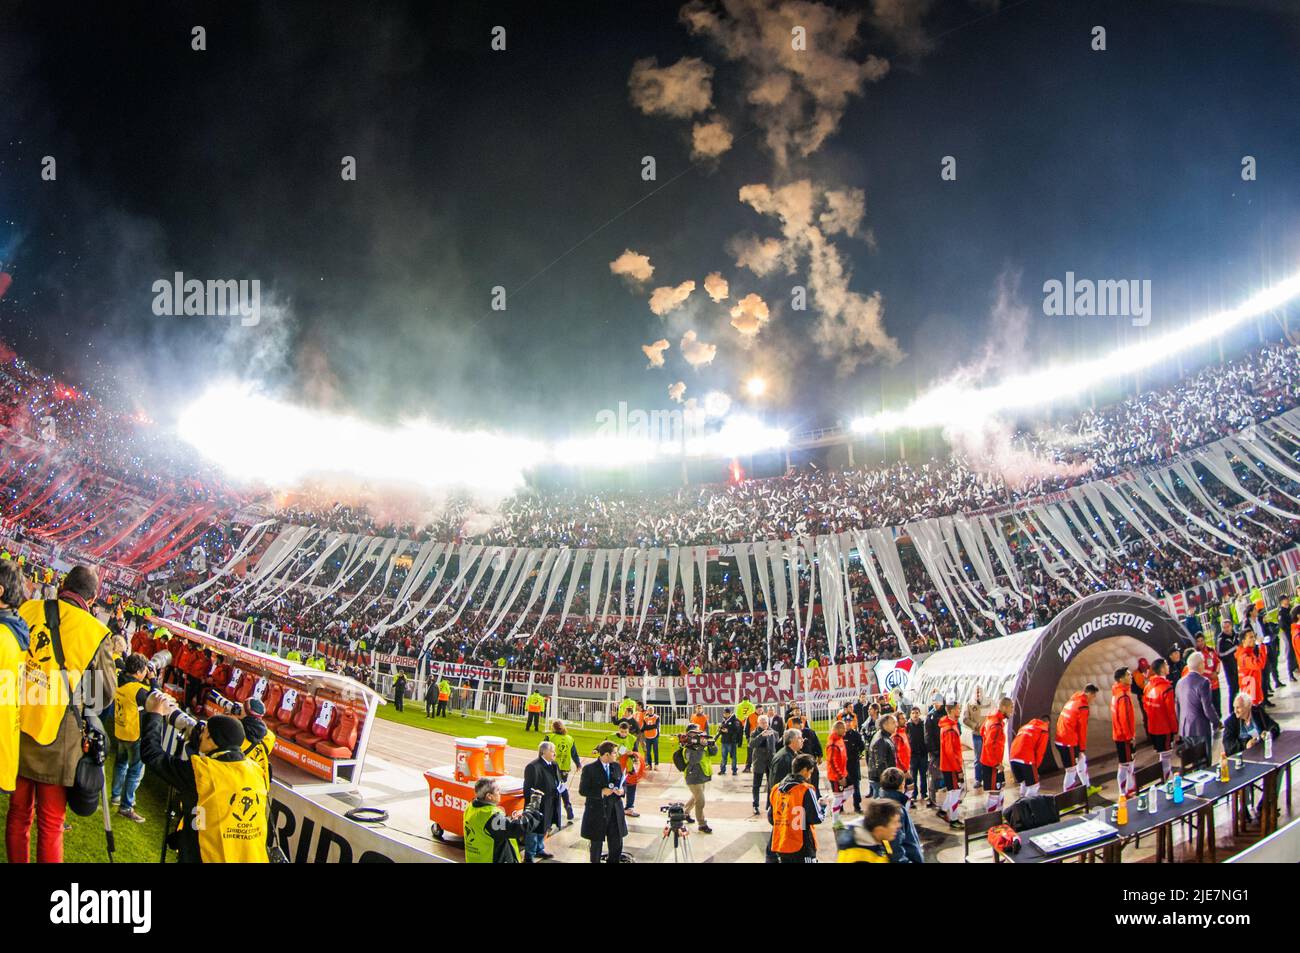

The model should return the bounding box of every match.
[273,687,301,727]
[308,699,338,741]
[314,707,360,760]
[261,682,284,721]
[235,675,258,703]
[284,696,318,744]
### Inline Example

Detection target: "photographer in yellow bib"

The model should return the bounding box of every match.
[141,692,269,862]
[0,560,32,795]
[7,565,116,864]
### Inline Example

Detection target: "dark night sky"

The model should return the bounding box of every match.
[1,0,1298,442]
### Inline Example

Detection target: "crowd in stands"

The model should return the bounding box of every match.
[6,338,1300,679]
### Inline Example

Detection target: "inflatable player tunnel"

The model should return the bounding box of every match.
[909,591,1193,775]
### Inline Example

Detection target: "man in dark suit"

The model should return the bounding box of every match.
[522,741,562,862]
[578,741,628,863]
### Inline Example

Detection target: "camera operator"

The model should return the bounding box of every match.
[464,776,544,864]
[110,653,155,823]
[140,693,269,863]
[679,724,716,834]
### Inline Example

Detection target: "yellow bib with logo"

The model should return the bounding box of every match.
[17,599,109,745]
[113,680,146,742]
[191,755,269,863]
[0,623,25,791]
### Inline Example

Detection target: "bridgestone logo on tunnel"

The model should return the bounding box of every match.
[1058,613,1155,663]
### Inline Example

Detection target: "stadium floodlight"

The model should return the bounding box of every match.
[850,269,1300,436]
[178,381,548,494]
[684,413,787,459]
[744,376,767,397]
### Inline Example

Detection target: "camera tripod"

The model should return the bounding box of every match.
[652,820,695,863]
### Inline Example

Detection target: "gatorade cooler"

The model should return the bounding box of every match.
[454,737,487,782]
[479,736,508,776]
[425,766,526,841]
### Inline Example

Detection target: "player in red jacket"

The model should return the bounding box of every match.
[1055,685,1099,792]
[1142,658,1178,779]
[826,721,849,818]
[1111,667,1138,796]
[1009,717,1050,798]
[978,697,1014,813]
[937,703,964,825]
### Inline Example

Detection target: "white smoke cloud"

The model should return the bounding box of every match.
[703,271,730,302]
[691,116,734,159]
[610,249,655,284]
[820,188,866,237]
[728,234,787,276]
[629,56,715,117]
[680,0,890,166]
[680,329,718,368]
[738,179,902,372]
[944,416,1092,492]
[729,291,771,336]
[642,338,671,367]
[870,0,937,58]
[941,270,1092,488]
[649,279,696,316]
[668,380,687,402]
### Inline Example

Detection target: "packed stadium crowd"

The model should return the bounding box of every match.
[5,338,1300,680]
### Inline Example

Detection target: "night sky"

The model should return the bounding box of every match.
[1,0,1298,443]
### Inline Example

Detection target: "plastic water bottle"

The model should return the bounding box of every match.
[1265,733,1274,760]
[1172,774,1185,804]
[1148,784,1159,814]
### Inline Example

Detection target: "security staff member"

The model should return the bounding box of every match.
[768,753,823,863]
[436,677,451,718]
[544,719,581,822]
[140,694,269,863]
[0,561,30,794]
[525,690,545,731]
[464,777,539,863]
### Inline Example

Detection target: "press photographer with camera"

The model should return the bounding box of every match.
[675,724,716,834]
[110,653,155,823]
[6,565,116,864]
[140,692,269,863]
[0,561,31,796]
[464,776,545,863]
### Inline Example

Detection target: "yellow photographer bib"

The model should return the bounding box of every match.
[17,599,109,745]
[191,755,269,863]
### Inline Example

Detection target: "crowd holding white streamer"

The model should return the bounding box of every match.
[161,341,1300,680]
